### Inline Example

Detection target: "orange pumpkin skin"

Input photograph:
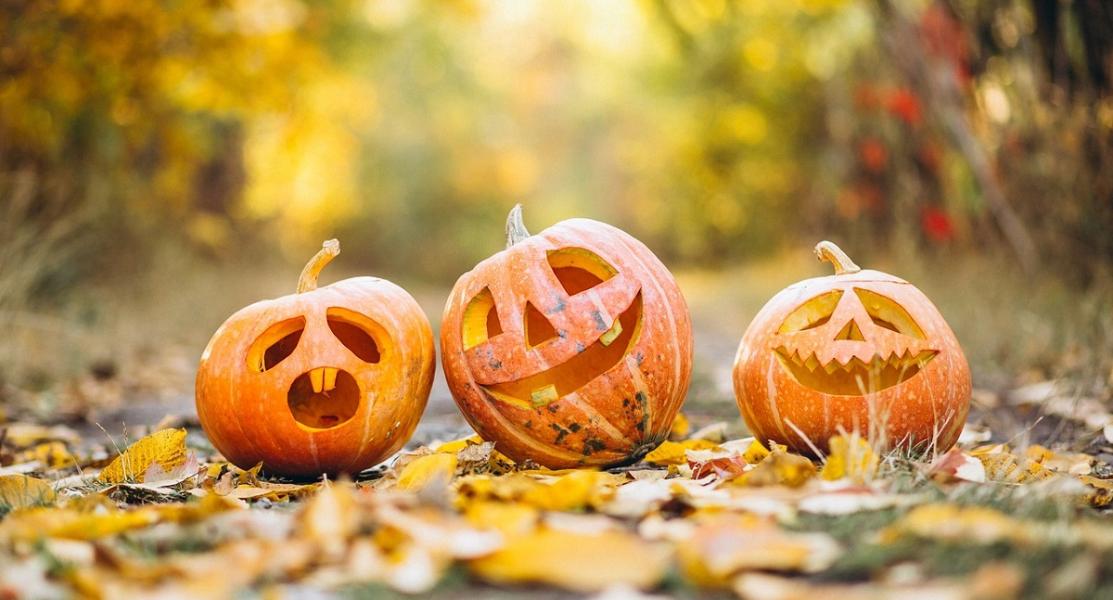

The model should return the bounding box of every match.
[196,241,434,479]
[441,207,693,468]
[733,242,970,455]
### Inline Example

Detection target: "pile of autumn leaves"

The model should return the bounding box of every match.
[0,420,1112,598]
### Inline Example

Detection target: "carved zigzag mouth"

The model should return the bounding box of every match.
[774,346,937,396]
[481,292,643,409]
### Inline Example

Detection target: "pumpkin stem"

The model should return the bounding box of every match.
[297,239,341,293]
[814,241,861,275]
[505,204,531,248]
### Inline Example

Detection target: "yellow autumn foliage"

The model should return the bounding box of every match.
[97,429,189,484]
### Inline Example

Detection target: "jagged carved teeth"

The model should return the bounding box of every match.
[776,348,938,373]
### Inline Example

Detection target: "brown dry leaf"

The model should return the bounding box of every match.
[1079,476,1113,508]
[645,439,720,465]
[97,428,188,484]
[820,434,878,482]
[469,527,670,592]
[395,453,457,491]
[678,514,840,587]
[0,474,56,509]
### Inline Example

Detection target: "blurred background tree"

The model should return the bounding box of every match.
[2,0,1112,410]
[4,0,1111,286]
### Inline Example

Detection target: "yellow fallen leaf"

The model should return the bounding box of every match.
[1080,476,1113,508]
[396,453,457,491]
[645,439,720,465]
[13,441,76,468]
[669,412,691,440]
[737,449,816,487]
[882,504,1021,545]
[302,483,358,556]
[0,475,56,509]
[435,436,483,454]
[97,429,188,484]
[464,501,539,540]
[820,433,878,482]
[469,527,670,591]
[521,470,621,511]
[679,514,839,587]
[0,494,236,543]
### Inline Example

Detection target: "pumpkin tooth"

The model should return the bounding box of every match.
[323,367,338,392]
[599,318,623,346]
[531,384,559,407]
[804,354,821,372]
[310,368,325,394]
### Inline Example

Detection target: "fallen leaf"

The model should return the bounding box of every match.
[0,475,56,509]
[738,449,816,487]
[668,412,691,440]
[930,448,986,483]
[97,429,188,484]
[469,527,670,592]
[645,440,720,466]
[820,434,878,482]
[395,453,457,491]
[678,514,839,587]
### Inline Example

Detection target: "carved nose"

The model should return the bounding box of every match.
[833,320,865,341]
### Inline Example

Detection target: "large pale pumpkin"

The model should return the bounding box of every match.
[196,240,435,478]
[441,206,693,468]
[733,241,970,454]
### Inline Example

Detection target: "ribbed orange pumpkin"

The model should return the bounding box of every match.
[441,206,693,468]
[196,240,435,478]
[733,241,970,455]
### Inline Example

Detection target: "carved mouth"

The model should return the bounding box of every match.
[774,347,937,396]
[288,367,360,429]
[482,292,643,409]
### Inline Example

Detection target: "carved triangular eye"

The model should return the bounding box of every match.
[778,290,843,333]
[525,301,558,347]
[248,317,305,372]
[462,287,502,350]
[547,248,617,295]
[327,308,382,363]
[853,288,926,339]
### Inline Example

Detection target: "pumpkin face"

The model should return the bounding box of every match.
[196,240,434,479]
[733,242,970,455]
[441,206,693,468]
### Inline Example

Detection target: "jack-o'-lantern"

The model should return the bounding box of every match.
[733,241,970,455]
[441,206,693,468]
[196,240,435,479]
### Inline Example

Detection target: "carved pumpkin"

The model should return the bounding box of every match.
[441,206,693,468]
[196,240,435,478]
[733,241,970,454]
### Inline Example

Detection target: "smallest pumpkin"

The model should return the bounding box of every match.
[196,240,435,478]
[733,241,970,455]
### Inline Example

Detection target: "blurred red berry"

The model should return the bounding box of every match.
[886,88,922,126]
[921,205,955,242]
[858,138,888,172]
